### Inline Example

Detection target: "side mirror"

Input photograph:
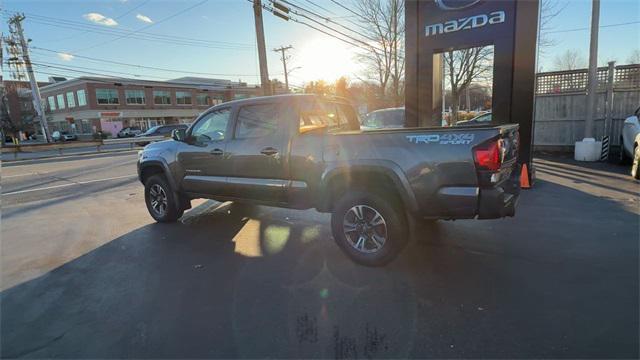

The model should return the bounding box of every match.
[172,128,186,142]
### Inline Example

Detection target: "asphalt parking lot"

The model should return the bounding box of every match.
[1,153,638,358]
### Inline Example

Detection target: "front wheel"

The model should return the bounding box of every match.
[331,191,408,266]
[631,145,640,180]
[144,174,183,222]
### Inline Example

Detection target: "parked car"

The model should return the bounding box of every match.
[631,133,640,180]
[361,107,405,130]
[137,94,521,266]
[117,127,142,138]
[52,131,78,142]
[620,106,640,179]
[135,124,188,146]
[456,111,492,126]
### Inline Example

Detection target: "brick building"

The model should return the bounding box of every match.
[2,80,51,136]
[40,76,262,138]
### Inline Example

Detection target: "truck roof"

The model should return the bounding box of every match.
[219,93,351,107]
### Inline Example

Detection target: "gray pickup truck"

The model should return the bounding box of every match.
[137,94,520,265]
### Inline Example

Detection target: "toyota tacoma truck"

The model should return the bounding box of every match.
[137,94,520,266]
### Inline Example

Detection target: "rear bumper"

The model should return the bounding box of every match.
[477,166,521,219]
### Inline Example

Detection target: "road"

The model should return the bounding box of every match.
[1,153,638,358]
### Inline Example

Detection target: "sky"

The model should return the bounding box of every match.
[1,0,639,86]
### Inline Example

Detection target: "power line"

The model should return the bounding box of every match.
[29,61,169,80]
[71,0,210,53]
[268,0,404,60]
[30,46,259,77]
[301,0,336,15]
[280,0,376,42]
[543,20,640,34]
[0,10,254,48]
[259,1,372,54]
[114,0,153,20]
[23,19,254,51]
[326,0,368,24]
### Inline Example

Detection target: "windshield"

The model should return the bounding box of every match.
[142,126,160,135]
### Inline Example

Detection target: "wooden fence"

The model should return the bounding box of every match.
[534,64,640,149]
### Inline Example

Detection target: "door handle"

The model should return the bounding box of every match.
[210,148,224,156]
[260,147,279,156]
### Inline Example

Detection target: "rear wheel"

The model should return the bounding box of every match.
[631,145,640,179]
[331,191,408,266]
[144,174,183,222]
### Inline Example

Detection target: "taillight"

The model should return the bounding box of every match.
[474,140,502,171]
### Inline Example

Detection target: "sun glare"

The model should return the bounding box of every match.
[295,36,361,83]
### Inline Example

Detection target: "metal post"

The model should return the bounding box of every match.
[273,45,292,93]
[584,0,600,139]
[600,61,615,161]
[10,14,51,142]
[253,0,271,96]
[604,61,615,138]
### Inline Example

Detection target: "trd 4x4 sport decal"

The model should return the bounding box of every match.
[406,133,475,145]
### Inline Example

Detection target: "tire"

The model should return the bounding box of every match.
[331,190,408,266]
[619,139,630,164]
[144,174,183,222]
[632,145,640,180]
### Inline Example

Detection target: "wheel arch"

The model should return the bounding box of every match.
[139,159,177,190]
[319,161,418,213]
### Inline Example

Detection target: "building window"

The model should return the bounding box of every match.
[153,90,171,105]
[57,94,66,109]
[48,96,56,111]
[125,90,146,105]
[80,119,92,134]
[176,91,192,105]
[96,88,119,104]
[66,92,76,108]
[77,89,87,106]
[196,94,210,106]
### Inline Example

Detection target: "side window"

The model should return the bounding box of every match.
[478,114,492,122]
[191,108,231,142]
[299,100,358,134]
[158,127,172,135]
[235,103,279,139]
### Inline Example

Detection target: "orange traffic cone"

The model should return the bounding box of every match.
[520,163,531,189]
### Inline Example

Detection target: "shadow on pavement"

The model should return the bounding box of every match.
[1,177,638,358]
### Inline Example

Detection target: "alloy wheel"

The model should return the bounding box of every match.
[149,184,168,217]
[343,205,388,254]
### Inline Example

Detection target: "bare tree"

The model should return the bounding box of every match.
[553,49,586,70]
[538,0,567,55]
[352,0,404,107]
[443,46,493,124]
[627,49,640,64]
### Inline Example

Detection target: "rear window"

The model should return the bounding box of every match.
[299,100,359,134]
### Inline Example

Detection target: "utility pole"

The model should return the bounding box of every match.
[0,33,5,146]
[273,45,292,93]
[584,0,600,140]
[9,13,51,142]
[253,0,271,96]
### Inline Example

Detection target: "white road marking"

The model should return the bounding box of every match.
[1,172,45,179]
[1,174,137,196]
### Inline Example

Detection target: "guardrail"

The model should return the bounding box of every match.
[1,135,168,159]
